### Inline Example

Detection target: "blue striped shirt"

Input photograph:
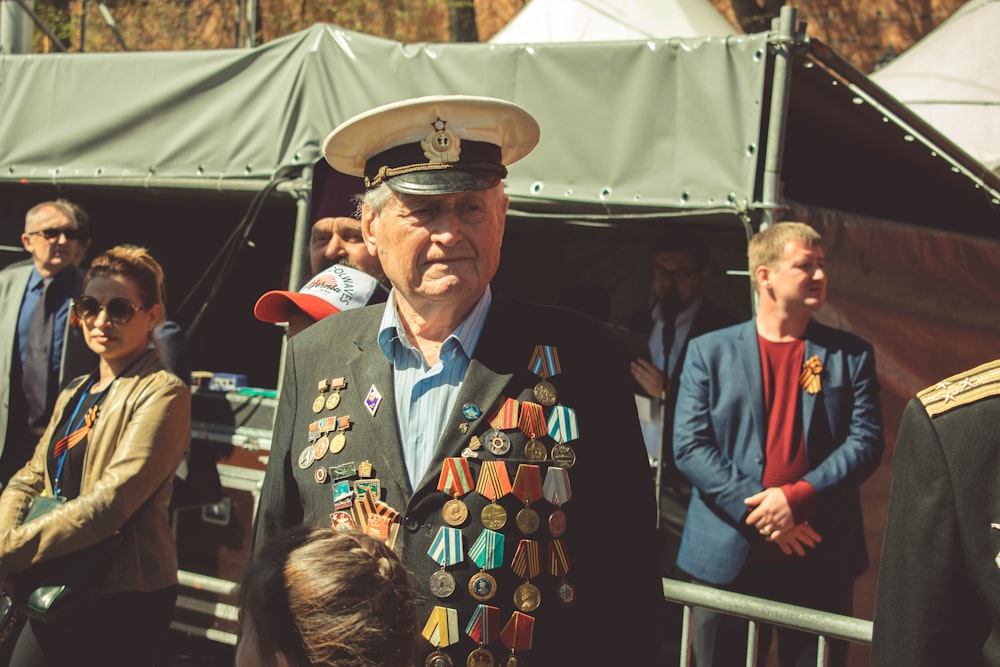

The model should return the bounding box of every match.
[378,287,492,490]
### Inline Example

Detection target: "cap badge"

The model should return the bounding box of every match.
[422,117,461,164]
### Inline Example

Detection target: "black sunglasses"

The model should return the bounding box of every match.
[74,296,146,325]
[27,227,86,241]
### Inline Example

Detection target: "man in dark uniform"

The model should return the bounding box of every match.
[253,95,662,666]
[871,359,1000,666]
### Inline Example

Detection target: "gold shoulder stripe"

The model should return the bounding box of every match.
[917,359,1000,417]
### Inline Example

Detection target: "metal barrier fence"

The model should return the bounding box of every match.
[662,578,873,667]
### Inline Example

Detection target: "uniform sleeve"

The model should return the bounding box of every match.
[252,340,304,554]
[870,399,960,666]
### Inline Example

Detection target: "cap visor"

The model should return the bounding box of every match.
[386,169,501,195]
[254,291,339,323]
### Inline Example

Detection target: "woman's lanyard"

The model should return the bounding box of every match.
[51,355,144,498]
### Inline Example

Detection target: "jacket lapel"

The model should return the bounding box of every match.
[802,322,826,450]
[738,320,766,445]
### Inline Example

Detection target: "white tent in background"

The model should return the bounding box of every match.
[872,0,1000,174]
[489,0,735,43]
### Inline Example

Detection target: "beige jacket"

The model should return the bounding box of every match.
[0,349,191,593]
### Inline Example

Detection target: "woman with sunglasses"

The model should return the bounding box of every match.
[0,245,191,666]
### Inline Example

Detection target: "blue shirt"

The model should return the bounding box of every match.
[378,287,492,490]
[17,266,75,378]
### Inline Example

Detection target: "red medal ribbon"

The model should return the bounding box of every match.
[517,402,546,439]
[465,604,501,645]
[337,415,351,431]
[548,538,571,577]
[499,611,535,653]
[510,539,541,580]
[487,397,519,430]
[511,464,543,505]
[437,457,474,497]
[476,461,512,501]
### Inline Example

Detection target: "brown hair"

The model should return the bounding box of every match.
[85,245,167,325]
[240,527,419,667]
[747,222,822,291]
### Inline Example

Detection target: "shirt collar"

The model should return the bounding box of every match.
[377,285,493,364]
[652,295,702,324]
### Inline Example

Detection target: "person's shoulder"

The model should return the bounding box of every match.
[0,259,33,279]
[915,358,1000,419]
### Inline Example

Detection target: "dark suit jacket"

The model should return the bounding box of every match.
[871,365,1000,667]
[255,292,662,665]
[0,261,95,481]
[673,319,884,586]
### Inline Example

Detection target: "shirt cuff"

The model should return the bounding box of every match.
[780,480,817,523]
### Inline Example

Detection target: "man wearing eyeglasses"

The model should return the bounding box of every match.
[0,199,98,487]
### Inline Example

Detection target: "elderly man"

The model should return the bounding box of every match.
[308,160,386,282]
[673,221,884,667]
[0,200,97,486]
[254,96,662,666]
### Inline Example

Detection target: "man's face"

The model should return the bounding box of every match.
[309,216,383,280]
[362,186,508,314]
[761,239,827,313]
[652,249,706,312]
[21,205,88,277]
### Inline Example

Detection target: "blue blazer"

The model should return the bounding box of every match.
[673,319,884,585]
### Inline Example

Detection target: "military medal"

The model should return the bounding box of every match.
[365,384,382,417]
[543,467,572,537]
[465,604,500,667]
[330,460,357,480]
[510,539,542,612]
[330,415,351,454]
[800,355,823,395]
[356,488,401,548]
[329,510,355,531]
[518,402,548,461]
[511,464,543,535]
[485,397,519,457]
[547,405,580,469]
[325,377,346,410]
[313,434,330,461]
[314,466,328,484]
[297,445,315,470]
[313,378,330,413]
[476,461,512,530]
[438,457,475,527]
[427,526,464,599]
[529,345,561,407]
[548,538,576,607]
[468,529,505,602]
[423,606,460,667]
[498,611,534,666]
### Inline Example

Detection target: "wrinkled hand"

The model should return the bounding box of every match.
[744,487,794,537]
[769,522,822,556]
[630,358,664,398]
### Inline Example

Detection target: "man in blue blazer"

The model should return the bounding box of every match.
[673,222,884,667]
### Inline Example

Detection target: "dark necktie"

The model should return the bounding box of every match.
[22,280,55,427]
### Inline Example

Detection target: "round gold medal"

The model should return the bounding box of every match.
[325,391,341,411]
[513,582,541,612]
[497,656,521,667]
[312,395,326,413]
[330,432,347,454]
[426,650,454,667]
[468,571,497,601]
[533,380,557,406]
[550,443,577,468]
[524,439,548,461]
[442,498,469,527]
[467,647,495,667]
[429,570,456,598]
[515,507,539,535]
[312,435,330,461]
[480,503,508,530]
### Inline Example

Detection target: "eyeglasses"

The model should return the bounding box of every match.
[26,227,85,241]
[74,296,146,325]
